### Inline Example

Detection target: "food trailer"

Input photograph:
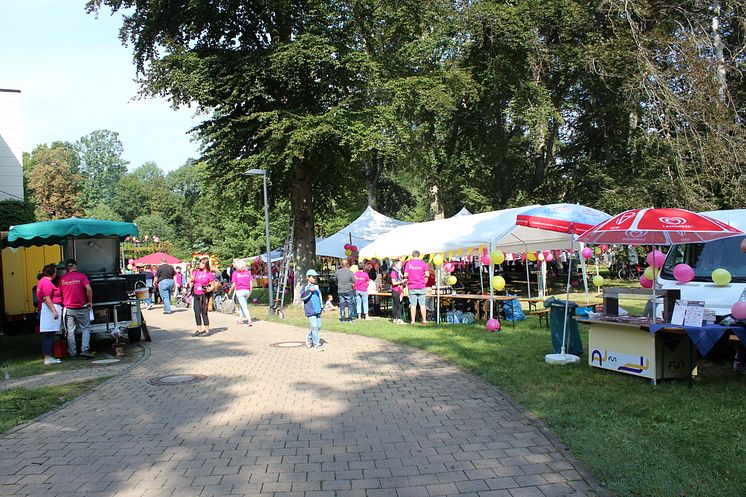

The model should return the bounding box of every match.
[5,218,146,340]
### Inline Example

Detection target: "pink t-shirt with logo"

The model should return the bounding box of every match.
[354,271,370,292]
[36,277,62,309]
[59,271,90,308]
[404,259,429,289]
[390,269,403,295]
[192,270,215,295]
[231,270,253,291]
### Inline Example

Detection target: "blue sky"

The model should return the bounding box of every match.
[1,1,202,172]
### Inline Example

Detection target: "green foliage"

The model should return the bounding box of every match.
[85,202,123,222]
[25,143,84,220]
[133,213,176,243]
[76,130,128,210]
[0,200,35,231]
[50,0,745,263]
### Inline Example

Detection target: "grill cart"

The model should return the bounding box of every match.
[5,218,148,342]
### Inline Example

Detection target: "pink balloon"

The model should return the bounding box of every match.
[343,243,351,250]
[486,318,501,332]
[647,249,666,268]
[732,302,746,320]
[443,262,454,273]
[480,254,491,265]
[639,275,653,289]
[581,247,593,259]
[128,259,134,264]
[673,263,695,283]
[600,244,609,251]
[545,252,554,262]
[252,298,259,304]
[351,245,358,252]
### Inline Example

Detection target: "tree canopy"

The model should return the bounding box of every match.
[18,1,737,272]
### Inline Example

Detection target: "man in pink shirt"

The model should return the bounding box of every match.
[59,259,94,358]
[404,250,430,325]
[353,264,371,320]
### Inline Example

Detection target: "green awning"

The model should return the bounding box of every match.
[5,218,139,248]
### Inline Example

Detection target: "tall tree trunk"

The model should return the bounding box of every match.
[365,149,381,210]
[429,182,445,220]
[712,0,727,102]
[291,158,315,305]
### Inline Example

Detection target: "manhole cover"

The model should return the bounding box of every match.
[270,341,306,348]
[91,358,120,365]
[147,374,207,385]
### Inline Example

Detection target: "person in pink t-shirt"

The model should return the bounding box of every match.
[404,250,430,325]
[353,265,371,319]
[191,257,215,336]
[37,264,63,364]
[59,259,94,358]
[389,259,407,324]
[230,260,254,326]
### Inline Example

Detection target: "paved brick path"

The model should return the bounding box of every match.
[0,306,608,497]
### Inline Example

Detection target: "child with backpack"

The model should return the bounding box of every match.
[301,269,324,351]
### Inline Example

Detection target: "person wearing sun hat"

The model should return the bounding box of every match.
[301,269,324,351]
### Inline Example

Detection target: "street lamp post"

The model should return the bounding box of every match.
[246,169,273,315]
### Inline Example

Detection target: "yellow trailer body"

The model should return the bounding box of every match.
[1,244,62,316]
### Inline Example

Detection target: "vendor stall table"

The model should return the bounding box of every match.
[579,318,694,384]
[579,318,746,386]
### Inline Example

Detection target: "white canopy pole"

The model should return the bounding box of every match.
[437,264,441,324]
[488,242,494,320]
[545,228,580,365]
[651,244,657,322]
[540,260,547,298]
[579,242,590,306]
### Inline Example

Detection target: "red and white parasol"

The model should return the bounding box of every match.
[576,208,741,245]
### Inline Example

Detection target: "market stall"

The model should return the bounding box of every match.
[576,208,743,383]
[6,218,147,341]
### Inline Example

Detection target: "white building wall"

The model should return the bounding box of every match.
[0,89,24,201]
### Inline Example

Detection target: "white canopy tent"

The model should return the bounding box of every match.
[700,209,746,231]
[315,206,411,258]
[450,207,472,217]
[359,205,578,260]
[359,205,598,322]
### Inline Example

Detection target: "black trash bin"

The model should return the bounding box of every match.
[546,299,582,355]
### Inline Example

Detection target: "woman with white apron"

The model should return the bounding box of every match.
[37,264,63,364]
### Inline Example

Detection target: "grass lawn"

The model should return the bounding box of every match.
[0,379,106,433]
[264,299,746,497]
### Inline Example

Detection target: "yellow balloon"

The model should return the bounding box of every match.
[537,252,545,262]
[127,263,133,270]
[594,247,602,255]
[432,254,444,266]
[490,250,505,265]
[447,275,457,285]
[592,275,605,287]
[344,249,352,256]
[527,252,537,262]
[711,268,732,286]
[643,266,660,280]
[491,275,506,291]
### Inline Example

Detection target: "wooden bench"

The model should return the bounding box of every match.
[529,309,550,329]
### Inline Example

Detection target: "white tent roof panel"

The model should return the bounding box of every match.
[316,206,411,258]
[359,205,579,258]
